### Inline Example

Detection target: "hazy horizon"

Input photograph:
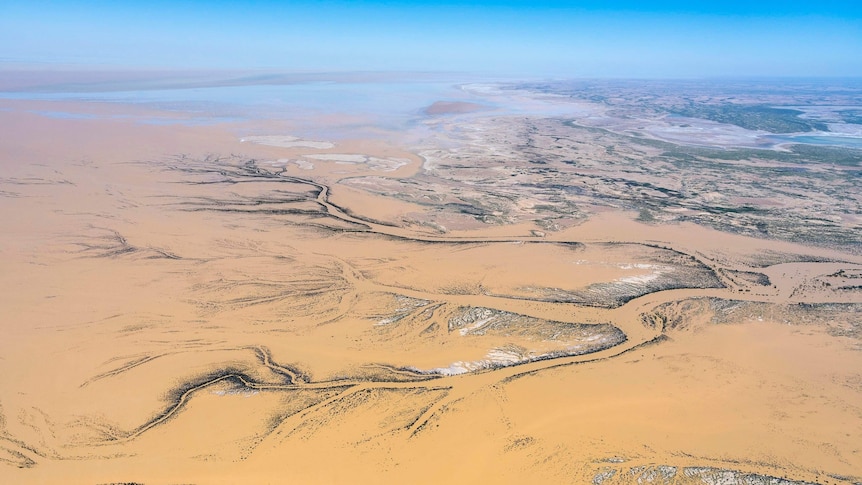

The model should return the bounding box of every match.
[2,0,860,78]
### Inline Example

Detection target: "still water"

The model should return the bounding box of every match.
[0,77,475,138]
[770,134,862,149]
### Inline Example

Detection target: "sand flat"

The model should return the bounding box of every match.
[1,83,861,485]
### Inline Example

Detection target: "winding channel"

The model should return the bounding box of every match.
[88,158,862,448]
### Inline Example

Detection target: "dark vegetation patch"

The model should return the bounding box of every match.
[0,446,37,468]
[723,269,772,287]
[672,104,829,133]
[643,298,862,340]
[838,109,862,125]
[594,464,822,485]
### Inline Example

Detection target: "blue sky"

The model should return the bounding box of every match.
[1,1,860,77]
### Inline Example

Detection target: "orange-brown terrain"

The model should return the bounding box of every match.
[0,75,861,484]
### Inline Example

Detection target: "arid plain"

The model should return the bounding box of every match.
[1,74,861,484]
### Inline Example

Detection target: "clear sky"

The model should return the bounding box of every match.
[1,0,860,77]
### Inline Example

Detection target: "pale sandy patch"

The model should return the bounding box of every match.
[241,135,334,149]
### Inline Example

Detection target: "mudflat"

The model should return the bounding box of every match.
[1,77,861,484]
